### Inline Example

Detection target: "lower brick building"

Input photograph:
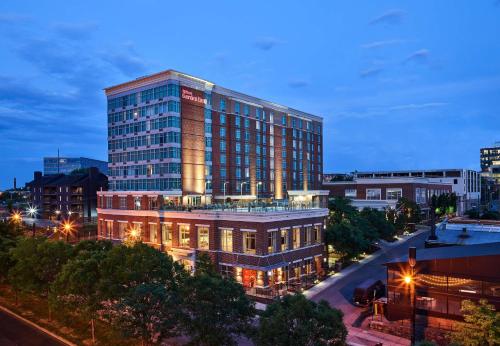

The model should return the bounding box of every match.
[97,191,328,298]
[323,177,452,217]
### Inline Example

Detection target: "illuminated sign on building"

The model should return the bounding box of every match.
[181,88,206,105]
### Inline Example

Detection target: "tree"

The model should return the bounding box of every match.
[181,257,255,346]
[326,220,369,261]
[0,221,23,282]
[450,299,500,346]
[255,294,347,346]
[394,198,421,232]
[8,238,72,315]
[100,243,187,344]
[360,208,396,241]
[115,283,183,346]
[51,241,112,344]
[328,197,357,224]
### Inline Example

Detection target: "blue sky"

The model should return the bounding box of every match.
[0,0,499,189]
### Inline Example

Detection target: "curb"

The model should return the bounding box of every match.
[304,227,429,299]
[0,304,76,346]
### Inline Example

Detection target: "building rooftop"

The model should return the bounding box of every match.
[428,222,500,246]
[104,69,321,121]
[323,177,453,185]
[386,242,500,265]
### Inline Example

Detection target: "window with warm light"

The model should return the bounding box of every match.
[118,222,127,239]
[268,231,277,254]
[198,226,209,250]
[280,229,288,252]
[292,227,301,249]
[220,229,233,252]
[179,225,190,247]
[149,223,157,243]
[162,223,172,247]
[243,232,256,254]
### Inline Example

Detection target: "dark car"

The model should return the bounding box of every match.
[353,279,385,306]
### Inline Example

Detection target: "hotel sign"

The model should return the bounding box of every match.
[181,88,207,105]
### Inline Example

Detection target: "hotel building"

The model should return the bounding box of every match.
[98,70,328,298]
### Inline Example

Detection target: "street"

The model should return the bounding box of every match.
[311,229,431,345]
[0,309,66,346]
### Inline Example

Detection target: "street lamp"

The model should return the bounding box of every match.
[240,181,247,197]
[406,247,417,346]
[26,206,38,237]
[11,211,22,223]
[257,181,262,200]
[223,181,229,197]
[61,220,74,242]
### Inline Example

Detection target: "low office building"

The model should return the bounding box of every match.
[480,142,500,173]
[97,192,328,298]
[27,168,108,222]
[354,169,480,215]
[44,156,108,175]
[323,177,452,215]
[426,219,500,247]
[385,242,500,321]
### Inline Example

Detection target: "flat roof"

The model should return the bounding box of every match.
[323,178,452,185]
[385,242,500,265]
[355,168,478,174]
[104,69,321,122]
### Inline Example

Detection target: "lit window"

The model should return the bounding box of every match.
[280,229,288,251]
[198,226,209,250]
[179,224,190,247]
[243,232,256,254]
[292,227,301,249]
[386,188,402,200]
[366,189,381,200]
[149,223,157,243]
[220,229,233,252]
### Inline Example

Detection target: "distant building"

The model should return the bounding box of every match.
[426,220,500,247]
[323,173,353,183]
[27,168,108,223]
[385,242,500,321]
[480,142,500,173]
[323,177,452,216]
[44,157,108,175]
[353,169,480,215]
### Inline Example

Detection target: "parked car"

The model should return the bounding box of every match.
[353,279,385,306]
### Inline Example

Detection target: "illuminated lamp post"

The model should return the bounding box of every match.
[257,181,262,201]
[406,247,417,346]
[61,220,73,242]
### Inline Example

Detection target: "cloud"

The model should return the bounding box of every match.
[52,22,98,40]
[359,67,383,78]
[361,39,406,49]
[0,13,32,24]
[404,49,430,64]
[369,9,406,25]
[389,102,448,111]
[254,37,282,51]
[288,79,309,88]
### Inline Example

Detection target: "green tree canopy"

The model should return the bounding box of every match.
[360,208,396,241]
[181,256,255,346]
[326,220,369,261]
[450,299,500,346]
[255,294,347,346]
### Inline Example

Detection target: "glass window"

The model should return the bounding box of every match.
[386,188,402,200]
[220,113,226,125]
[162,223,172,247]
[243,232,256,254]
[280,229,288,251]
[304,226,312,245]
[198,226,209,250]
[366,189,381,200]
[313,225,321,243]
[220,229,233,252]
[345,189,357,198]
[268,231,277,254]
[106,220,113,239]
[179,224,190,247]
[134,196,141,210]
[292,227,301,249]
[149,223,157,243]
[118,222,127,240]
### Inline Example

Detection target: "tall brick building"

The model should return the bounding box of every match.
[98,70,328,298]
[105,69,323,203]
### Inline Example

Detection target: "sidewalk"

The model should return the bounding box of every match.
[304,227,429,299]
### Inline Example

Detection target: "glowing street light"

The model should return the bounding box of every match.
[26,206,38,218]
[11,211,22,223]
[404,275,412,284]
[61,220,74,242]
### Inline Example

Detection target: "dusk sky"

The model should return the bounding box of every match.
[1,0,499,189]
